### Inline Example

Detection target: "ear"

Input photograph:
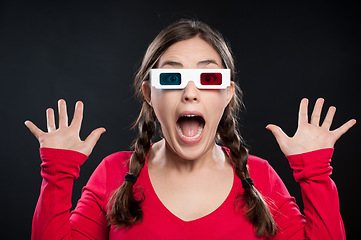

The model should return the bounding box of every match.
[226,81,235,105]
[142,81,152,105]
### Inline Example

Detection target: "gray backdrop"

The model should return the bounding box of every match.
[1,0,360,239]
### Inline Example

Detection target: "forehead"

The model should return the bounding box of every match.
[158,37,223,67]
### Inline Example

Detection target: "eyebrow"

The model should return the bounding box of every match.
[159,59,220,68]
[197,59,220,67]
[159,61,183,68]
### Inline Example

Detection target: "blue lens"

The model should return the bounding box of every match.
[160,73,181,85]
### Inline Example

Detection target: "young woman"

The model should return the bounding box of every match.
[26,19,355,239]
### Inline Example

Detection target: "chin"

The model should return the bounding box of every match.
[173,140,215,161]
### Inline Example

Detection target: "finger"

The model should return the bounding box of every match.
[266,124,290,147]
[332,119,357,140]
[310,98,324,126]
[298,98,309,125]
[321,106,336,129]
[58,99,68,128]
[46,108,56,132]
[83,128,106,155]
[24,120,44,139]
[70,101,84,130]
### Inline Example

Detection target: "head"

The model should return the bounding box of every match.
[108,19,277,238]
[134,19,243,153]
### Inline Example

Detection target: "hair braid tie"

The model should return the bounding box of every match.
[241,177,254,189]
[124,173,138,184]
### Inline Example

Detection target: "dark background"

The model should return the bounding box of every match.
[1,0,360,239]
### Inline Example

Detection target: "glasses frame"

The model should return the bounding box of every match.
[149,69,231,89]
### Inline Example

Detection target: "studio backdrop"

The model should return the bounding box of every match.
[1,1,360,239]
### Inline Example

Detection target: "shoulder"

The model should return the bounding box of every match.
[247,154,277,180]
[222,146,281,189]
[248,154,271,170]
[247,154,277,183]
[88,151,134,187]
[247,154,288,196]
[221,146,273,174]
[100,151,134,174]
[102,151,133,165]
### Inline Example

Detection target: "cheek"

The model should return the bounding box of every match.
[206,91,230,126]
[207,91,229,112]
[151,89,177,126]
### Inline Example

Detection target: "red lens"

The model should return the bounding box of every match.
[200,73,222,85]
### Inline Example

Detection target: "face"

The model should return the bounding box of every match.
[143,37,234,161]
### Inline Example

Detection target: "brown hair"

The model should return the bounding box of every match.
[107,19,277,237]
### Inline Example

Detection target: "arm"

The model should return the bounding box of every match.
[33,148,87,239]
[266,98,356,239]
[26,100,106,240]
[287,148,344,239]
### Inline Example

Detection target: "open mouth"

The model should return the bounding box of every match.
[176,115,205,140]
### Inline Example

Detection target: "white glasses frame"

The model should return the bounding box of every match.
[149,69,231,89]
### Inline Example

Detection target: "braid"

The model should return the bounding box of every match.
[107,103,156,227]
[105,18,277,236]
[218,107,277,238]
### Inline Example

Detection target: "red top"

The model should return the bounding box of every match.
[32,147,345,239]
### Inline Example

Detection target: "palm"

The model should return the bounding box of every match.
[25,99,105,156]
[37,126,84,153]
[267,98,356,156]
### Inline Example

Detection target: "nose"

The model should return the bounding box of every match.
[182,81,199,102]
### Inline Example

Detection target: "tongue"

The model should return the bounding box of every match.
[178,118,200,137]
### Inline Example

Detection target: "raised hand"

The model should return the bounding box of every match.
[266,98,356,156]
[25,99,106,156]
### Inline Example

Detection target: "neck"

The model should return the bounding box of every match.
[150,139,228,173]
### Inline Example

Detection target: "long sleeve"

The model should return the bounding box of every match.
[286,148,345,239]
[250,149,346,239]
[32,147,345,239]
[31,148,108,240]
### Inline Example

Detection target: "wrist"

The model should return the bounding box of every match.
[286,148,334,181]
[39,148,88,179]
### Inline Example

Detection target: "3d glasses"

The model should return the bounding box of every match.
[149,69,231,89]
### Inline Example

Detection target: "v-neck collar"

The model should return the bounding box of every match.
[142,151,238,224]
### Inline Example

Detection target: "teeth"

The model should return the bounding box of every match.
[176,115,205,140]
[177,124,204,140]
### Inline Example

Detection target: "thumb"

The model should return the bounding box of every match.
[266,124,289,147]
[83,127,106,156]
